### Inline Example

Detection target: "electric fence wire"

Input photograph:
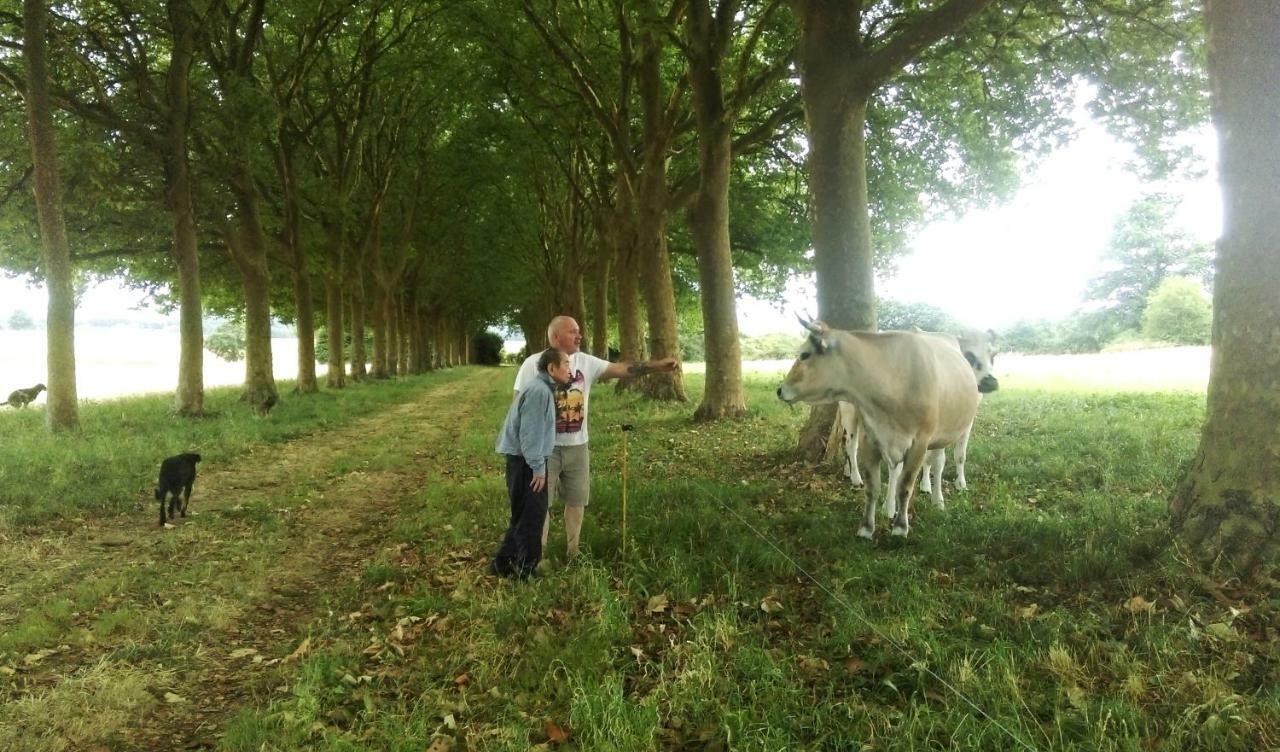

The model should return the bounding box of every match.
[695,481,1041,752]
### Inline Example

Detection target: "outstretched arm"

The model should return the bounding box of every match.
[599,357,679,382]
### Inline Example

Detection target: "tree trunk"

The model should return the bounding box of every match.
[165,0,204,415]
[349,286,367,380]
[687,1,745,421]
[794,3,876,459]
[386,290,401,376]
[276,142,317,394]
[614,199,644,365]
[23,0,78,432]
[397,295,410,375]
[590,236,613,358]
[1169,0,1280,574]
[371,284,389,378]
[634,39,685,402]
[228,174,278,413]
[325,277,345,388]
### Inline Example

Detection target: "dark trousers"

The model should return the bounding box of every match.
[490,454,548,579]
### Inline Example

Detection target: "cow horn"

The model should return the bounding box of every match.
[796,313,824,335]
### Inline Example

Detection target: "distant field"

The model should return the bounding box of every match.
[0,329,311,402]
[692,344,1211,392]
[2,328,1209,405]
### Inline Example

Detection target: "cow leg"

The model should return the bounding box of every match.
[856,439,881,540]
[892,441,929,537]
[954,421,974,491]
[927,449,946,508]
[839,402,863,487]
[884,461,901,519]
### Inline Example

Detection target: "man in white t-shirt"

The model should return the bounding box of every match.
[513,315,678,558]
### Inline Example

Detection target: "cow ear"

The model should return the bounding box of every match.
[808,334,826,354]
[964,351,979,368]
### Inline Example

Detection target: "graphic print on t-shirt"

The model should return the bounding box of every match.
[554,369,586,434]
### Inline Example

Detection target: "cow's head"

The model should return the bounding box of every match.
[959,329,999,393]
[777,317,843,404]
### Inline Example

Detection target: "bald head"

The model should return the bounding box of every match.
[546,316,582,354]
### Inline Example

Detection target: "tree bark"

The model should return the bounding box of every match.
[590,231,613,358]
[227,173,278,413]
[370,284,388,378]
[23,0,78,432]
[165,0,205,415]
[324,237,346,389]
[276,138,318,394]
[688,0,746,421]
[1169,0,1280,574]
[793,3,875,458]
[386,289,401,376]
[349,285,367,380]
[634,36,685,402]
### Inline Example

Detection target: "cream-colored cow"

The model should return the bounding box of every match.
[778,321,979,539]
[841,328,998,509]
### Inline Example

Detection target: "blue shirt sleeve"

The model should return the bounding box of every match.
[517,383,556,474]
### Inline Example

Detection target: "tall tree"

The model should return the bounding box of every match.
[22,0,78,432]
[790,0,997,455]
[202,0,278,413]
[683,0,796,420]
[166,0,205,415]
[1084,192,1214,334]
[1169,0,1280,573]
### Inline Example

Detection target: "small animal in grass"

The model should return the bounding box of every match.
[156,453,201,527]
[2,383,45,408]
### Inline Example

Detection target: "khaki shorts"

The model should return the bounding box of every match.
[547,444,591,508]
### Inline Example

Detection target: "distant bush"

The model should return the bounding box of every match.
[741,332,804,360]
[679,331,706,362]
[472,331,504,366]
[315,327,374,364]
[1143,277,1211,345]
[205,321,246,361]
[7,310,35,330]
[876,300,962,333]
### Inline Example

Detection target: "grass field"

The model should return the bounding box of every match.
[2,360,1277,751]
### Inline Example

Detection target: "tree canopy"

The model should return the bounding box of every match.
[0,0,1211,419]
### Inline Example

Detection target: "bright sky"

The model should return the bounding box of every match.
[2,103,1221,337]
[741,111,1221,334]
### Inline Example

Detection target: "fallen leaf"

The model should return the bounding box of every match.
[23,648,57,666]
[629,646,646,662]
[1124,596,1155,614]
[1015,604,1039,620]
[844,657,868,674]
[544,720,570,743]
[1066,684,1087,709]
[453,672,471,686]
[645,594,669,614]
[1205,622,1236,641]
[283,637,311,663]
[229,647,259,659]
[760,595,784,614]
[443,713,457,730]
[164,692,187,704]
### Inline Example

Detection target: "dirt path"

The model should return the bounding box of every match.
[0,369,505,750]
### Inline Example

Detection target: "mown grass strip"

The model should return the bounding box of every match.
[211,374,1279,751]
[0,369,472,527]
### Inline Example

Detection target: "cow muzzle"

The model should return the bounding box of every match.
[978,375,999,393]
[777,384,798,403]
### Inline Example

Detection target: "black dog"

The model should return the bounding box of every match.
[3,383,46,408]
[156,453,201,526]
